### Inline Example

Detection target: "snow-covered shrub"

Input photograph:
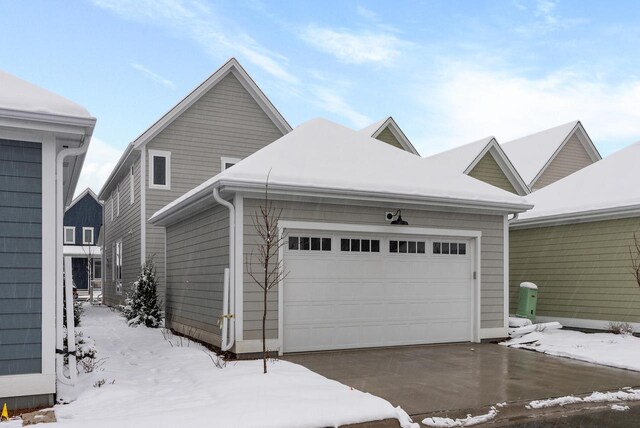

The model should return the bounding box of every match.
[121,258,163,328]
[63,330,98,373]
[63,296,84,327]
[608,321,634,335]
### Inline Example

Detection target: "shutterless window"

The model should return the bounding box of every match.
[341,238,380,252]
[130,165,135,204]
[433,242,466,255]
[116,240,123,283]
[93,259,102,280]
[288,236,331,251]
[149,150,171,189]
[116,188,120,217]
[82,227,94,245]
[64,227,75,244]
[221,156,241,171]
[389,240,425,254]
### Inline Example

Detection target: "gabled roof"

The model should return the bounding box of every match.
[426,136,529,195]
[99,58,291,199]
[151,118,532,226]
[359,116,420,155]
[66,188,101,212]
[501,121,601,187]
[513,141,640,227]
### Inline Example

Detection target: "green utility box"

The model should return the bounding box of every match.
[516,282,538,321]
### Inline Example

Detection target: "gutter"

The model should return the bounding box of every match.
[510,203,640,229]
[212,188,235,351]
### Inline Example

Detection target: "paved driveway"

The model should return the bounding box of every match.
[284,343,640,418]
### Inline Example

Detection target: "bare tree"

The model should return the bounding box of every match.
[247,173,288,373]
[630,232,640,288]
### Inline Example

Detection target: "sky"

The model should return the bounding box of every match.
[2,0,640,196]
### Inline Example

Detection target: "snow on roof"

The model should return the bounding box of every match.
[425,136,495,172]
[152,119,531,223]
[359,118,388,136]
[0,70,92,119]
[501,121,579,185]
[359,116,420,155]
[516,141,640,222]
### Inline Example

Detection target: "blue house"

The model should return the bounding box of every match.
[63,188,103,298]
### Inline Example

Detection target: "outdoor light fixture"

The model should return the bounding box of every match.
[390,209,408,225]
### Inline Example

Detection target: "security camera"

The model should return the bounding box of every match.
[385,212,394,222]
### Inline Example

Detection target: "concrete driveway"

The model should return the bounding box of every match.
[284,343,640,419]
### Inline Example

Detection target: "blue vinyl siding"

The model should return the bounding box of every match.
[0,139,42,376]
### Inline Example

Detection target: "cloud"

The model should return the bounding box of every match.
[310,86,371,129]
[416,64,640,156]
[301,24,405,65]
[75,137,124,197]
[515,0,587,36]
[92,0,298,84]
[131,63,176,89]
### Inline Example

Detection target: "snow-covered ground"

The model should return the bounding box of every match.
[422,406,498,427]
[9,305,418,428]
[501,327,640,372]
[527,388,640,409]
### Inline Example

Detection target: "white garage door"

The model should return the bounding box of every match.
[283,230,475,353]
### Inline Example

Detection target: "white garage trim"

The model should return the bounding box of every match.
[276,220,482,355]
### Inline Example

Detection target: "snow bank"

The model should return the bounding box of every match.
[508,317,532,328]
[527,389,640,409]
[50,305,418,428]
[422,407,498,427]
[507,322,562,338]
[501,328,640,371]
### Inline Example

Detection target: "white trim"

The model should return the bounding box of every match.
[63,226,75,244]
[140,151,146,264]
[148,149,171,190]
[234,194,244,341]
[276,221,482,355]
[65,187,100,212]
[234,339,280,354]
[0,374,56,398]
[82,227,94,245]
[130,165,135,205]
[534,315,640,332]
[116,187,120,217]
[503,214,509,330]
[480,327,509,339]
[41,139,56,381]
[221,156,242,171]
[63,245,102,257]
[370,117,420,156]
[464,139,530,196]
[511,204,640,229]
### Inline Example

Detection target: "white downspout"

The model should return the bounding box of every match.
[509,213,519,222]
[213,188,235,351]
[56,143,89,386]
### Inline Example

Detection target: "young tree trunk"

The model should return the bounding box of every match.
[263,285,267,374]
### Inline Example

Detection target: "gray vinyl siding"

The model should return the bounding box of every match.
[0,139,42,375]
[102,157,142,306]
[242,198,505,341]
[164,205,229,346]
[375,127,404,150]
[145,72,284,303]
[531,133,595,190]
[510,217,640,323]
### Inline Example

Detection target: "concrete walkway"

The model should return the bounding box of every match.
[284,343,640,417]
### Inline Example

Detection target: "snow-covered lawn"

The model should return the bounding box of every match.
[501,327,640,372]
[11,305,417,428]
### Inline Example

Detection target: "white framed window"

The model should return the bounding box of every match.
[110,197,114,222]
[116,188,120,217]
[389,240,426,254]
[63,226,75,244]
[92,259,102,280]
[221,156,241,171]
[82,227,94,245]
[130,165,135,204]
[341,238,381,253]
[115,240,123,294]
[433,241,467,255]
[149,149,171,189]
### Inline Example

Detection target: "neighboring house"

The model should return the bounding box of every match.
[149,118,532,356]
[359,116,420,155]
[98,58,291,307]
[425,137,529,196]
[501,121,601,191]
[510,141,640,330]
[0,71,95,408]
[63,188,103,298]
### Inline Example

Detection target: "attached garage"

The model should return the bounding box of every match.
[281,227,477,352]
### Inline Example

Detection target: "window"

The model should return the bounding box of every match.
[116,188,120,217]
[149,150,171,189]
[221,156,241,171]
[433,241,466,255]
[92,259,102,280]
[389,240,425,254]
[82,227,94,245]
[64,227,75,244]
[341,238,380,252]
[288,236,331,251]
[115,240,123,294]
[110,197,113,222]
[130,165,135,204]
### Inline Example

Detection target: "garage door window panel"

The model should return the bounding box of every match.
[389,240,426,254]
[288,236,332,251]
[341,238,380,252]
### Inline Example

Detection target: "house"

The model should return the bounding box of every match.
[425,137,529,196]
[509,141,640,330]
[0,71,95,408]
[359,116,420,155]
[63,188,103,300]
[98,58,291,307]
[149,118,532,356]
[501,121,601,191]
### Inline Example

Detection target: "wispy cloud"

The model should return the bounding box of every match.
[515,0,587,36]
[301,24,406,65]
[76,137,124,196]
[131,63,175,89]
[310,86,371,129]
[92,0,298,84]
